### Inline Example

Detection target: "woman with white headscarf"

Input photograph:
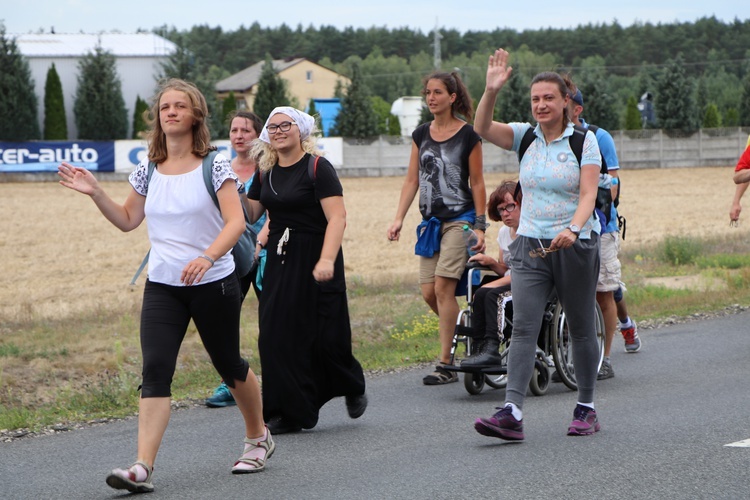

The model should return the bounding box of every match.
[245,107,367,434]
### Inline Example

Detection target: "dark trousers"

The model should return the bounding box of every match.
[470,284,511,342]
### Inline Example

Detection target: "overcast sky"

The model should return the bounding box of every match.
[2,1,747,35]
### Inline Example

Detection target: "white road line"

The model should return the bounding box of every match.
[724,438,750,448]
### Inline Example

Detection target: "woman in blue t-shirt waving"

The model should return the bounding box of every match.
[472,49,602,441]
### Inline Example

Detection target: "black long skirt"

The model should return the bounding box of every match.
[258,229,366,429]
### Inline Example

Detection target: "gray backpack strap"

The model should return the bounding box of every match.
[201,150,221,209]
[130,249,150,285]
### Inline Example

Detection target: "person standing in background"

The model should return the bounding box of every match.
[563,78,640,384]
[730,139,750,223]
[206,110,270,409]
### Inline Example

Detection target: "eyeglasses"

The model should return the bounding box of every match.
[498,203,517,214]
[529,246,559,259]
[266,121,297,134]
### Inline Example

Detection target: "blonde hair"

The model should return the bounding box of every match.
[249,122,324,172]
[145,78,212,164]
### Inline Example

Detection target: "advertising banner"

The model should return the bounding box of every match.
[1,137,343,174]
[0,141,116,173]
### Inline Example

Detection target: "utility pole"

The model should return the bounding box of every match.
[432,18,442,70]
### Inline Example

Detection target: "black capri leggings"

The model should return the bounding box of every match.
[139,274,250,398]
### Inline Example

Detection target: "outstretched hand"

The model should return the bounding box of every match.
[486,49,513,93]
[58,162,100,196]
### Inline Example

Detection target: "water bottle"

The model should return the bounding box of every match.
[462,224,478,256]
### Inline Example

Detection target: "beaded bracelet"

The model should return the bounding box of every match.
[199,255,215,266]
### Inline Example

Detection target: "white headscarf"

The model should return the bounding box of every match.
[259,106,316,144]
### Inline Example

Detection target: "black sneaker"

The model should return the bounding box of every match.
[266,416,302,435]
[461,340,502,369]
[345,393,368,419]
[461,349,503,368]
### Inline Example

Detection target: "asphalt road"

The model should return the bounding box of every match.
[3,312,750,499]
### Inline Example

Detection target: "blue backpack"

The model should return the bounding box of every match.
[130,150,256,284]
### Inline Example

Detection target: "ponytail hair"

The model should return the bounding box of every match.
[423,71,474,122]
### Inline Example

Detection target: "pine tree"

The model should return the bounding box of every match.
[696,77,708,118]
[0,25,41,140]
[498,71,531,123]
[388,114,401,136]
[334,63,378,139]
[740,73,750,127]
[159,36,194,80]
[131,95,149,139]
[578,78,619,132]
[725,107,740,127]
[307,99,324,135]
[73,46,128,139]
[370,96,400,135]
[419,100,432,125]
[214,91,236,138]
[192,64,231,140]
[655,54,700,135]
[702,103,722,129]
[624,96,642,130]
[43,62,67,140]
[253,54,291,122]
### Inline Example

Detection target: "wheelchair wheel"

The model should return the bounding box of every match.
[551,302,577,391]
[594,303,606,371]
[464,371,485,395]
[551,301,606,391]
[485,374,507,389]
[529,361,550,396]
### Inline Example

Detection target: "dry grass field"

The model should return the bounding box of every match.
[0,166,742,325]
[0,166,745,414]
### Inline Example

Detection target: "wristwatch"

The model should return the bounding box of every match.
[567,224,581,237]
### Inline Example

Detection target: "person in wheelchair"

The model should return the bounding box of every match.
[461,180,520,369]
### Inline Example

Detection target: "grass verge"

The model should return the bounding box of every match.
[2,233,750,432]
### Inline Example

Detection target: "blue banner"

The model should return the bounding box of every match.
[0,141,115,173]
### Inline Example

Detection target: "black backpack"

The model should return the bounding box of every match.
[517,124,613,225]
[130,150,256,284]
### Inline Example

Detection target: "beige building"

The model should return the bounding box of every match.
[216,57,349,111]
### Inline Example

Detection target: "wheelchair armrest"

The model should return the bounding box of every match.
[466,261,492,271]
